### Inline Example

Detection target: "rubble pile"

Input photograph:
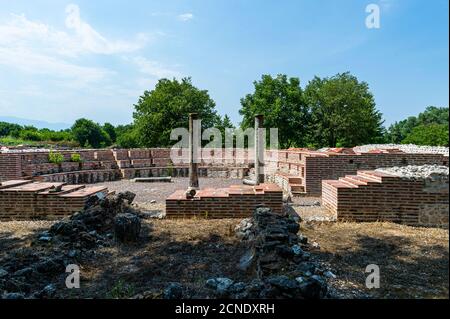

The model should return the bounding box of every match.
[48,191,140,248]
[376,165,449,180]
[0,192,141,299]
[206,206,330,299]
[353,144,449,156]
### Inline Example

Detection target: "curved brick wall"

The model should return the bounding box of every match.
[1,148,448,198]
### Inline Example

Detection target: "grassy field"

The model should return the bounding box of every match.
[0,136,79,148]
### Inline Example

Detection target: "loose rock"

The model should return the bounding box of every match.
[114,213,141,243]
[163,282,183,299]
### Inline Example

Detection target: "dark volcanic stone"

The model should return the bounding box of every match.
[114,213,141,243]
[163,282,183,299]
[298,275,328,299]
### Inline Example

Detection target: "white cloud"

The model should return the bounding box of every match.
[64,4,147,55]
[177,13,194,22]
[0,47,112,84]
[0,4,180,123]
[0,5,147,58]
[0,4,148,85]
[130,56,181,79]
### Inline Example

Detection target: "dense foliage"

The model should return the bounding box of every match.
[386,106,448,146]
[132,78,220,147]
[303,72,385,147]
[239,75,309,149]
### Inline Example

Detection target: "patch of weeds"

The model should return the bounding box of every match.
[70,153,82,162]
[48,150,64,164]
[108,280,136,299]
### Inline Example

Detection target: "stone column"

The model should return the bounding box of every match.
[254,114,265,185]
[186,113,199,197]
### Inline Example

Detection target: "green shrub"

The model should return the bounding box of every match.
[48,150,64,165]
[19,130,44,141]
[402,124,449,146]
[70,153,82,162]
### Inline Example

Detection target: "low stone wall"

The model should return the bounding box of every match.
[166,183,283,218]
[35,169,122,184]
[322,170,449,228]
[120,166,249,180]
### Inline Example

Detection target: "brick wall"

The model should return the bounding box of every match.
[0,154,22,182]
[305,153,447,195]
[0,181,109,220]
[322,170,449,228]
[166,183,283,218]
[2,148,448,192]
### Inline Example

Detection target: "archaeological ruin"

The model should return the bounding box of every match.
[0,126,448,226]
[0,119,448,301]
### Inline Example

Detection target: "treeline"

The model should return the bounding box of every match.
[0,72,448,149]
[385,106,449,146]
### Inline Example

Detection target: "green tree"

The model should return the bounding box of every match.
[239,74,308,148]
[304,72,384,147]
[402,123,449,146]
[103,122,117,143]
[386,106,449,143]
[71,118,111,148]
[133,78,219,147]
[0,122,22,137]
[115,124,140,148]
[214,114,235,147]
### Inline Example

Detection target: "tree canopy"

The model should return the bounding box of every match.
[304,72,384,147]
[239,74,309,149]
[103,122,117,143]
[1,75,446,150]
[402,123,449,146]
[133,78,220,147]
[386,106,449,144]
[71,118,111,148]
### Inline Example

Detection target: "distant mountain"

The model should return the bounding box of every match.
[0,116,71,131]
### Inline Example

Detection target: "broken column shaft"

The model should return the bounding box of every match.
[254,114,265,185]
[187,113,199,197]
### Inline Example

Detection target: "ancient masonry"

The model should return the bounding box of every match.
[166,184,283,218]
[0,140,448,222]
[0,180,109,220]
[165,113,283,219]
[1,148,447,197]
[322,170,449,228]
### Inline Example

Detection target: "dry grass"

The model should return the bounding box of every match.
[0,215,448,299]
[57,218,250,299]
[301,221,449,299]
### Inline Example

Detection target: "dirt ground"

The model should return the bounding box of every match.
[301,222,449,298]
[0,179,448,299]
[1,219,447,299]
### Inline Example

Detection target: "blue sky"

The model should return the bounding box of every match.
[0,0,448,128]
